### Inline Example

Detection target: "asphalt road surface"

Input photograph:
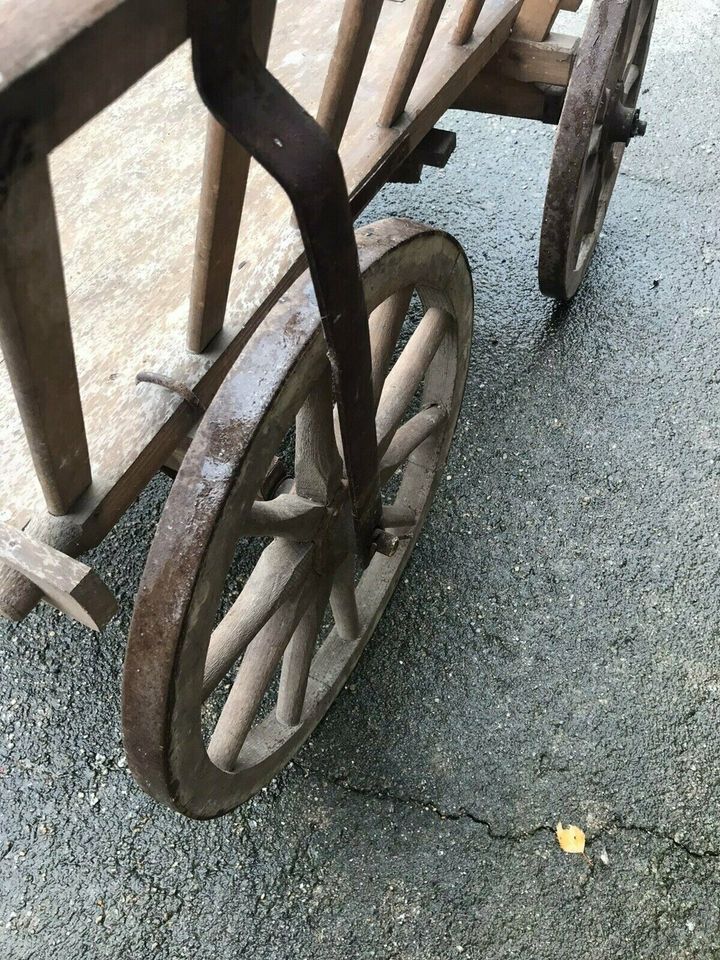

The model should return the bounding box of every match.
[2,2,719,958]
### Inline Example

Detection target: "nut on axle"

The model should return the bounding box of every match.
[608,102,647,145]
[372,529,401,557]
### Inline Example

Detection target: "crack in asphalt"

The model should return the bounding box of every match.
[298,765,720,861]
[610,820,720,862]
[297,764,553,842]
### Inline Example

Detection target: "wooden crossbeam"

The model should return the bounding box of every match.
[491,31,578,85]
[0,520,116,630]
[454,71,565,123]
[0,158,91,516]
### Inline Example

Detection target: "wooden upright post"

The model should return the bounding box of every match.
[187,0,277,354]
[316,0,385,146]
[378,0,449,127]
[0,158,91,516]
[513,0,565,41]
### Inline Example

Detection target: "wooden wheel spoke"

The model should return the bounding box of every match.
[329,553,360,640]
[203,539,314,698]
[208,575,317,769]
[587,123,603,158]
[570,153,603,261]
[245,494,326,540]
[295,367,343,504]
[276,575,332,726]
[369,286,414,405]
[375,307,450,455]
[381,504,416,532]
[623,63,640,99]
[379,404,448,483]
[623,0,652,70]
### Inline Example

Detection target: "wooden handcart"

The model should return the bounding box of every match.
[0,0,657,817]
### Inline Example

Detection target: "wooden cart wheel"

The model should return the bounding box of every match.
[538,0,658,299]
[123,218,472,818]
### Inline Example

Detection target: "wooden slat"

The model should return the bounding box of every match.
[0,520,116,630]
[378,0,449,127]
[452,0,487,45]
[0,158,91,516]
[512,0,564,40]
[317,0,385,146]
[187,1,277,353]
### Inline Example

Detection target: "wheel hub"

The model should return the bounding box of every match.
[607,96,647,145]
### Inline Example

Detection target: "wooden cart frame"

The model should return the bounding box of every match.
[0,0,657,816]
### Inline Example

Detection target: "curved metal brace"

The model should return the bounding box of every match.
[189,0,381,561]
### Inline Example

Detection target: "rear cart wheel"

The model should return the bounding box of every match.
[539,0,658,299]
[123,218,473,818]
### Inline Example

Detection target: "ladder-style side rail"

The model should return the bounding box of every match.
[378,0,449,127]
[316,0,385,146]
[187,1,276,354]
[0,158,91,516]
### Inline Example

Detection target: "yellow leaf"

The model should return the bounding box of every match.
[556,822,586,854]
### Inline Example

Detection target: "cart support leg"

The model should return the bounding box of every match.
[189,0,381,562]
[0,157,91,516]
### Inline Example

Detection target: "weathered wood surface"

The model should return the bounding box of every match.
[379,0,449,127]
[513,0,582,40]
[0,0,187,159]
[491,31,578,85]
[0,157,92,516]
[0,0,522,563]
[317,0,385,145]
[453,0,488,45]
[455,70,562,120]
[0,520,117,629]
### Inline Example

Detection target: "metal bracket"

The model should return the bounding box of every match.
[389,127,457,184]
[189,0,381,563]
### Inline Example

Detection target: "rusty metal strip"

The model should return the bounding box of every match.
[189,0,380,561]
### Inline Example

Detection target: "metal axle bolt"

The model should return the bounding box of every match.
[633,112,647,138]
[373,529,400,557]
